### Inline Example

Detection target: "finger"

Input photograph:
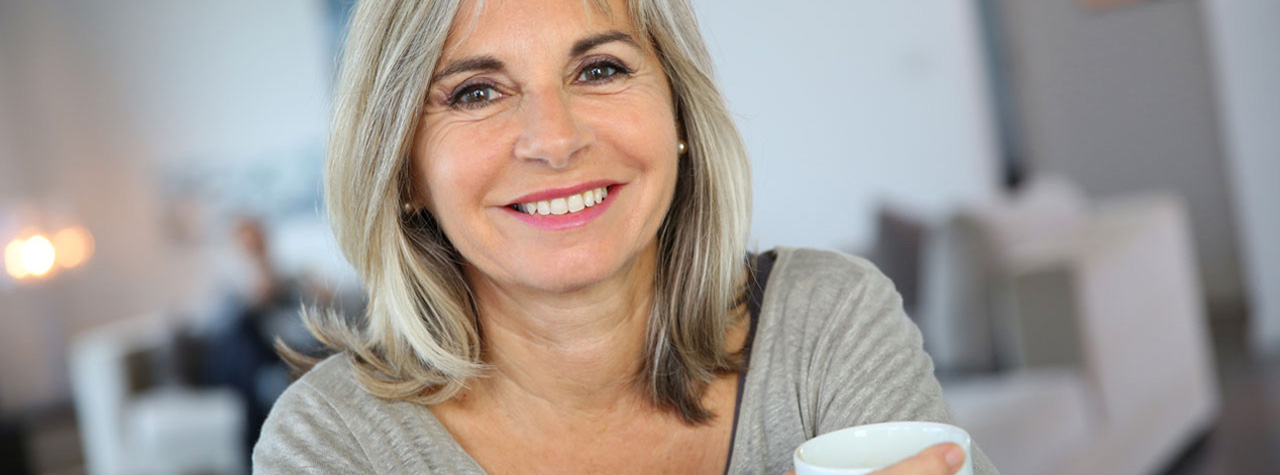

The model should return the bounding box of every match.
[782,471,795,475]
[873,442,965,475]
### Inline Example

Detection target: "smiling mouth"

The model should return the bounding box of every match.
[509,186,610,216]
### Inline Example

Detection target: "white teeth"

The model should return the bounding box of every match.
[547,197,568,216]
[550,198,568,215]
[516,186,609,217]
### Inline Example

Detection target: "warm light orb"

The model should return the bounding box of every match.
[54,226,94,269]
[4,238,27,279]
[21,235,56,277]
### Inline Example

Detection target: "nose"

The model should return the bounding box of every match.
[513,90,592,169]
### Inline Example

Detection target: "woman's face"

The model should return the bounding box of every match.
[414,0,680,293]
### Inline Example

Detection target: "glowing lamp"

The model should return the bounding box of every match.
[4,238,26,279]
[53,226,93,269]
[21,235,56,277]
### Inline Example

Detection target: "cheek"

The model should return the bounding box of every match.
[415,118,512,225]
[583,95,678,171]
[412,131,506,262]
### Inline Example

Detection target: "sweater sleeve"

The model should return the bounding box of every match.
[807,252,1001,475]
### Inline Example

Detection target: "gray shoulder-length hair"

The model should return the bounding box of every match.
[285,0,752,424]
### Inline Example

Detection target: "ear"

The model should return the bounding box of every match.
[400,159,428,214]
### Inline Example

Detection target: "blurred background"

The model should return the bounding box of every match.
[0,0,1275,474]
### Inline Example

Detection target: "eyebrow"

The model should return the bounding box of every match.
[569,30,639,57]
[431,31,640,84]
[432,56,503,83]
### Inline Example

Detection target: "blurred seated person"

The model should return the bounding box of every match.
[202,217,329,454]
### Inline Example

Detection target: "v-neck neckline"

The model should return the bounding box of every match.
[417,250,779,475]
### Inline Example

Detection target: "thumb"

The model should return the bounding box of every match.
[873,443,965,475]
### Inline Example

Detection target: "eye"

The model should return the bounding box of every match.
[450,83,504,108]
[576,59,631,84]
[580,64,617,82]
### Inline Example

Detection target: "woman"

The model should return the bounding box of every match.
[254,0,999,474]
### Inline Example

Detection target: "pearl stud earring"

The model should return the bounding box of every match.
[677,140,688,155]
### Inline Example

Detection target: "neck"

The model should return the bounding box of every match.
[464,245,659,417]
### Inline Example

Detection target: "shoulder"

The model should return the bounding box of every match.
[295,352,366,397]
[732,248,942,471]
[764,247,904,331]
[771,247,892,288]
[755,247,947,424]
[753,246,921,386]
[253,354,381,473]
[255,354,480,474]
[759,247,932,412]
[272,353,373,421]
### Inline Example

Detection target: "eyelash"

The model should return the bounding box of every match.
[448,80,503,110]
[446,58,634,110]
[576,57,633,85]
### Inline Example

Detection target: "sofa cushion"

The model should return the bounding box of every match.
[919,177,1090,373]
[942,369,1095,475]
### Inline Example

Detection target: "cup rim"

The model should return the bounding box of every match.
[793,421,971,467]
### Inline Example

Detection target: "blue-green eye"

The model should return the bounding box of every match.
[450,83,503,109]
[577,59,631,83]
[581,64,617,82]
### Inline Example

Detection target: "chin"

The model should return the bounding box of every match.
[507,240,649,294]
[526,252,623,292]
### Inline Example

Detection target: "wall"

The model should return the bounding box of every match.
[1202,0,1280,354]
[0,0,170,413]
[692,0,1000,252]
[0,18,19,204]
[993,0,1243,307]
[68,0,331,167]
[0,0,331,413]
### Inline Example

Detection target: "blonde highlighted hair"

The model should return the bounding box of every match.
[286,0,752,423]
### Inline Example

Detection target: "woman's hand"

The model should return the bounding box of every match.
[782,442,966,475]
[870,443,966,474]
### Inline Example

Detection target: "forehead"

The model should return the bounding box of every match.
[443,0,637,57]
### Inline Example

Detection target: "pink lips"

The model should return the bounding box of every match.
[507,180,617,205]
[501,182,620,231]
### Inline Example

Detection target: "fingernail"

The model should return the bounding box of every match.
[945,445,965,468]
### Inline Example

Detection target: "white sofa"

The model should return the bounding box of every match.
[919,179,1219,475]
[70,314,245,475]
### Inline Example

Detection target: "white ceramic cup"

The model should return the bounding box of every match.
[793,421,973,475]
